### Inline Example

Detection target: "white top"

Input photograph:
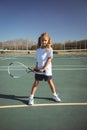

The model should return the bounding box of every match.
[36,47,53,76]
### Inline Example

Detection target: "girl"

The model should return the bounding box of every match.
[28,33,61,105]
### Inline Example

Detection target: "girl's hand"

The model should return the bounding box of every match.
[32,67,37,72]
[39,68,45,73]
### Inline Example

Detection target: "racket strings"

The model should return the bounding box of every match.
[8,62,29,78]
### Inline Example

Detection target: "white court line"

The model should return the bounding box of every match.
[0,65,87,67]
[0,68,87,71]
[0,67,87,71]
[0,103,87,109]
[53,65,87,67]
[53,68,87,70]
[0,57,17,61]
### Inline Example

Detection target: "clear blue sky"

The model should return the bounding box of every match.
[0,0,87,43]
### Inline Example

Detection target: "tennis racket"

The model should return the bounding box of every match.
[8,61,33,78]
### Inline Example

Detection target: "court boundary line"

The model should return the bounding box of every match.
[0,103,87,109]
[0,57,17,61]
[53,68,87,70]
[0,68,87,71]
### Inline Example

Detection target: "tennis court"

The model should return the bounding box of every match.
[0,52,87,130]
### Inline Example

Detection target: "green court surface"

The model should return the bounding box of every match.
[0,54,87,130]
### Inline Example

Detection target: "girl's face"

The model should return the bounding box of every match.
[41,36,49,48]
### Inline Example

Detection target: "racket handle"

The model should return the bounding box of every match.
[28,67,33,71]
[34,68,45,72]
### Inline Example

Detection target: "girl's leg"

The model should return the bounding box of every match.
[31,80,39,95]
[47,79,56,93]
[28,80,39,105]
[48,79,61,102]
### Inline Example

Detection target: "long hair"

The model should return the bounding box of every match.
[37,33,52,49]
[37,36,41,48]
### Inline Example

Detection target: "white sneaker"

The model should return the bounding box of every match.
[28,96,34,105]
[53,95,61,102]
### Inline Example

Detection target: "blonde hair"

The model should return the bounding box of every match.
[37,33,52,50]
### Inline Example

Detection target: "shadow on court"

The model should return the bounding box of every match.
[0,94,28,104]
[0,94,56,105]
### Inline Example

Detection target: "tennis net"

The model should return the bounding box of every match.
[0,49,87,58]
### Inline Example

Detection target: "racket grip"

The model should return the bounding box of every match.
[28,67,33,71]
[35,69,45,73]
[33,68,39,72]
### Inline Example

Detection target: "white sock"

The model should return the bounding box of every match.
[53,92,57,96]
[30,94,34,98]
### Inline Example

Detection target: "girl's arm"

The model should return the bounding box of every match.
[40,57,52,72]
[33,62,38,71]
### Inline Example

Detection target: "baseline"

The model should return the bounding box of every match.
[0,103,87,109]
